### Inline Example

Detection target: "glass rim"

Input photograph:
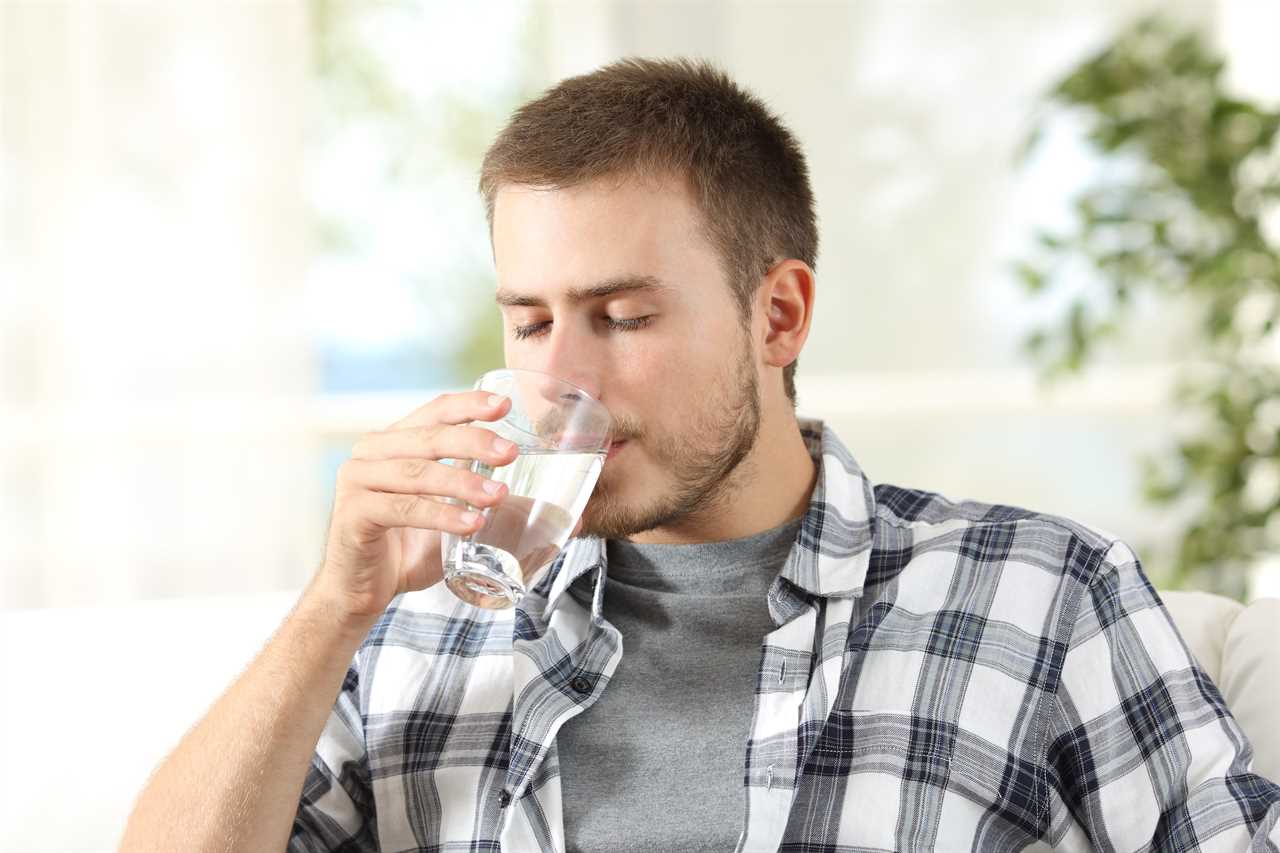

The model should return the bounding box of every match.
[475,367,611,449]
[477,367,607,410]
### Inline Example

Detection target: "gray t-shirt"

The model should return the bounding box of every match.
[556,516,803,853]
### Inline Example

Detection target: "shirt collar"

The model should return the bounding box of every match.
[538,417,876,621]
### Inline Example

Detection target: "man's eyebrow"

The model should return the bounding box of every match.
[494,275,668,308]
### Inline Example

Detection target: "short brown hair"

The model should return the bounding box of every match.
[479,56,818,406]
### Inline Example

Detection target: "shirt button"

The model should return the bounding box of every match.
[570,675,593,694]
[498,789,512,808]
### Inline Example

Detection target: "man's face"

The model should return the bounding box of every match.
[491,174,761,539]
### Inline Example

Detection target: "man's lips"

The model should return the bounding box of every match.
[606,440,628,460]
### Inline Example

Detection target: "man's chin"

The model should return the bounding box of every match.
[576,490,653,541]
[576,498,621,540]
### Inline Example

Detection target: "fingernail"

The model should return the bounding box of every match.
[488,394,507,408]
[493,436,515,453]
[460,510,480,525]
[482,479,503,495]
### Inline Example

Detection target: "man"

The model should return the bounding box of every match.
[122,58,1279,852]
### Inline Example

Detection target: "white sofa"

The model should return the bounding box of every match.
[1,589,1276,853]
[1159,591,1280,782]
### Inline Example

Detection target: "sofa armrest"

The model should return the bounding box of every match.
[1160,590,1280,783]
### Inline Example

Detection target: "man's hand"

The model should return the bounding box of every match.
[311,390,518,625]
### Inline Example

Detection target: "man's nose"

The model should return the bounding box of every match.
[539,331,603,402]
[528,350,609,447]
[533,369,601,405]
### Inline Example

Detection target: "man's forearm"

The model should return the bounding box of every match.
[119,583,378,853]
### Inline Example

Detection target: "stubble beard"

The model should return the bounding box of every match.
[578,344,762,541]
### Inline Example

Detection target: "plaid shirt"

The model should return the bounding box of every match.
[290,418,1280,852]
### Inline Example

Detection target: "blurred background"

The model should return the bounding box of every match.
[6,0,1280,613]
[5,0,1280,614]
[4,1,1280,849]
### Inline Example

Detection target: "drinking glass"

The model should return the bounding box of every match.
[441,368,611,609]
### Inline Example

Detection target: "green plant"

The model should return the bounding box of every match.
[1016,16,1280,599]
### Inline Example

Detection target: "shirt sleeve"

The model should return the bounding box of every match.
[288,661,378,852]
[1046,539,1280,851]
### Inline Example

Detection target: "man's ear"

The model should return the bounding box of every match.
[759,259,815,371]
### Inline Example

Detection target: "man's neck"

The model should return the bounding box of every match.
[624,411,818,546]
